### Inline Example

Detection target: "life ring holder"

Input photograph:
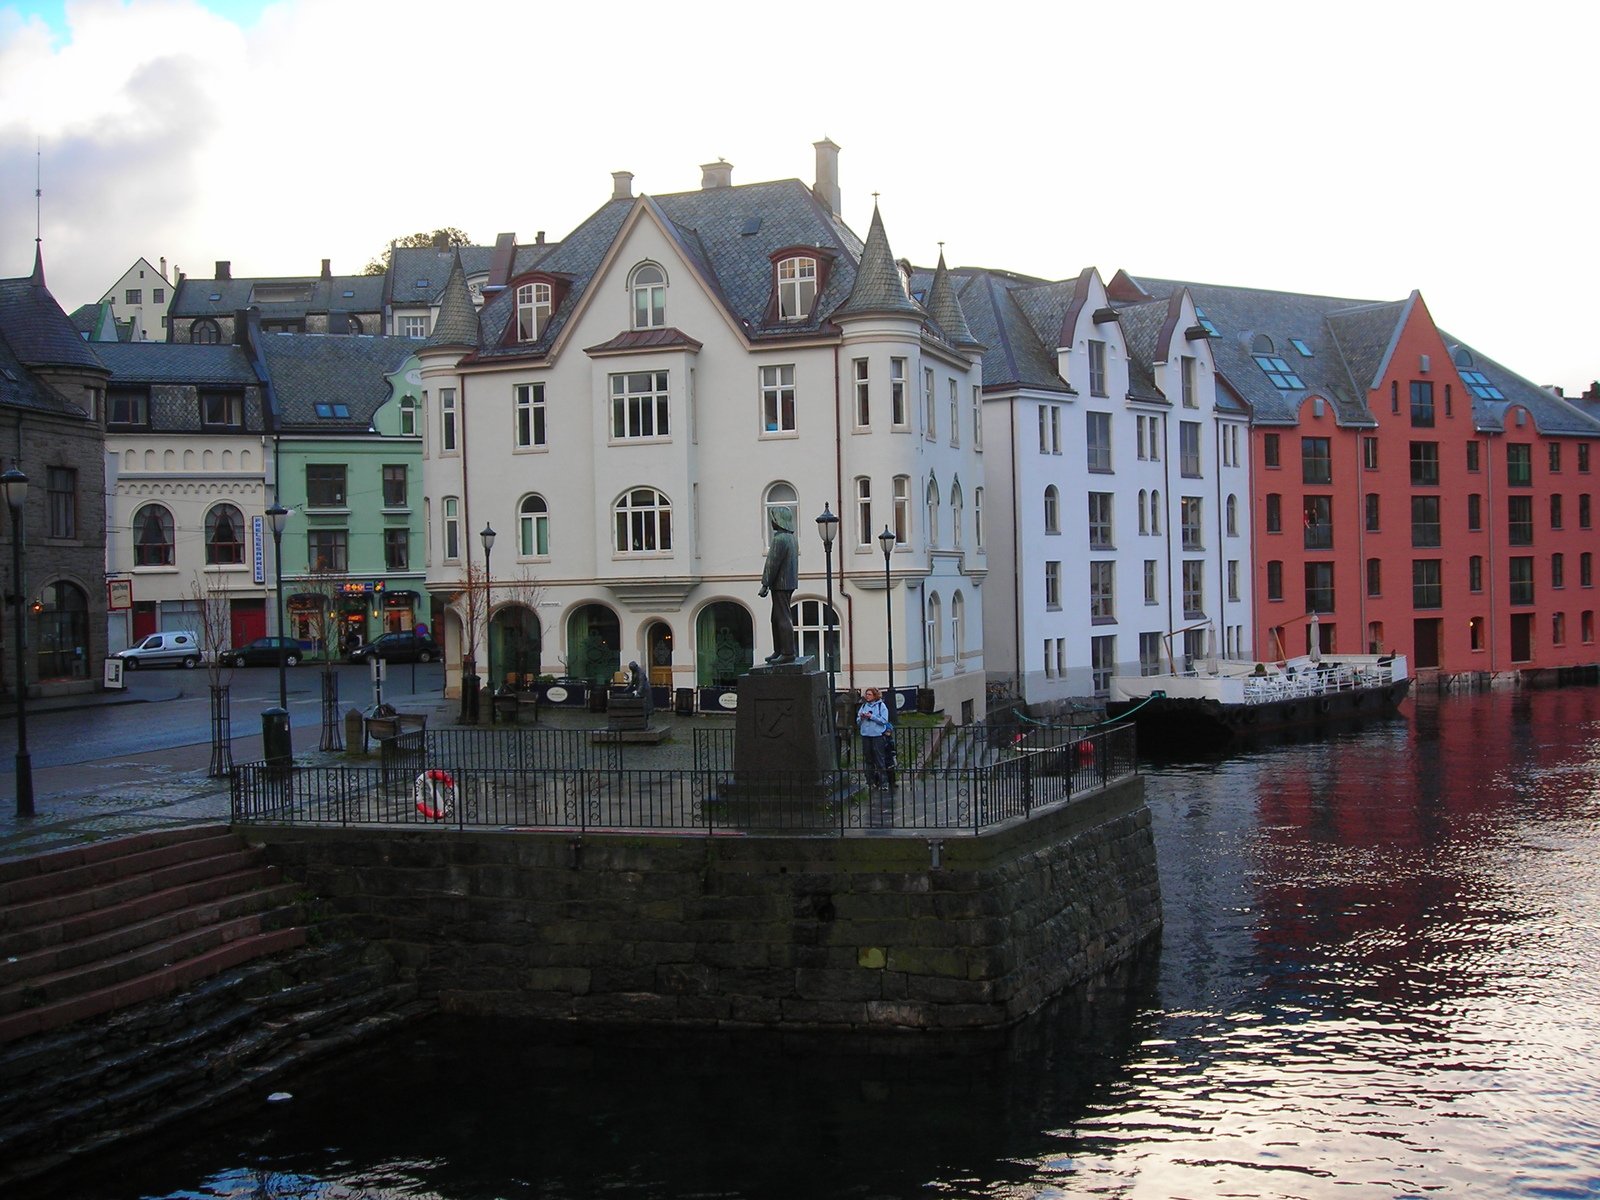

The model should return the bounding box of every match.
[1075,739,1096,767]
[414,769,456,821]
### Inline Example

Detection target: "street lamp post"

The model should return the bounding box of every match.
[878,525,896,721]
[481,524,496,724]
[815,504,839,766]
[263,502,292,766]
[2,468,33,818]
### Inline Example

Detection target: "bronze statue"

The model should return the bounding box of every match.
[758,506,798,663]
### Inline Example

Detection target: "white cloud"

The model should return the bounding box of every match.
[1,0,1595,392]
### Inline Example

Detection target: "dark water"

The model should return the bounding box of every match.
[55,689,1600,1199]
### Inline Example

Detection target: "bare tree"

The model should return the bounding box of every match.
[189,574,237,776]
[295,564,355,749]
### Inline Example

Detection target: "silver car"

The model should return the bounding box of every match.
[114,630,204,669]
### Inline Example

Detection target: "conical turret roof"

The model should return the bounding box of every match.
[424,250,479,349]
[830,203,922,322]
[925,250,981,350]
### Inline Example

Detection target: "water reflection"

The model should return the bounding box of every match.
[43,689,1600,1199]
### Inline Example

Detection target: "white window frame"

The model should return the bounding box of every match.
[777,256,817,321]
[890,358,909,428]
[759,364,797,436]
[893,475,911,546]
[614,487,672,554]
[440,388,458,454]
[443,495,460,561]
[517,281,552,342]
[853,358,870,428]
[855,477,873,547]
[514,383,546,450]
[972,385,983,450]
[630,263,666,330]
[610,371,670,441]
[1045,560,1062,610]
[518,494,550,558]
[923,367,936,440]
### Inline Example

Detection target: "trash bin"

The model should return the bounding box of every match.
[262,706,291,767]
[589,685,609,713]
[675,687,695,715]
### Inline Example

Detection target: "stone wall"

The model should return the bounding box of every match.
[245,778,1160,1034]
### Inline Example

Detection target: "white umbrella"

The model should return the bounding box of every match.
[1308,612,1322,663]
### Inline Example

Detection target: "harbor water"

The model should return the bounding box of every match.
[55,687,1600,1198]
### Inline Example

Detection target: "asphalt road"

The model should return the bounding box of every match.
[0,661,446,769]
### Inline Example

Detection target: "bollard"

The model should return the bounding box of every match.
[343,707,364,756]
[262,706,292,768]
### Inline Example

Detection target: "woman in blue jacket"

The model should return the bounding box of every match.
[856,687,893,790]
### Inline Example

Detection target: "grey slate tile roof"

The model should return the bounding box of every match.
[1441,336,1600,437]
[471,178,877,364]
[920,253,983,352]
[1113,298,1172,404]
[170,272,385,319]
[0,334,85,417]
[255,334,416,430]
[425,253,481,349]
[0,255,108,375]
[950,269,1071,394]
[388,246,498,307]
[832,204,923,322]
[94,341,258,387]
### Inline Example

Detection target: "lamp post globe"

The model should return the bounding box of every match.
[3,467,33,818]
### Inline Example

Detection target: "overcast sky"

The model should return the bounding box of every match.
[2,0,1594,395]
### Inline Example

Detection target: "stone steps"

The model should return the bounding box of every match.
[0,826,308,1044]
[0,939,430,1195]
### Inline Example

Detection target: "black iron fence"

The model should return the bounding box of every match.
[231,721,1137,837]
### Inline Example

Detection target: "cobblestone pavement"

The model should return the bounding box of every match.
[0,693,734,862]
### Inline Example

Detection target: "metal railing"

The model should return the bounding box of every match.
[231,722,1138,837]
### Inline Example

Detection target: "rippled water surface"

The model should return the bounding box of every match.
[58,689,1600,1198]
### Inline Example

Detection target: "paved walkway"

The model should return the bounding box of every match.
[0,690,725,863]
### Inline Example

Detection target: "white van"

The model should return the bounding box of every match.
[115,631,203,669]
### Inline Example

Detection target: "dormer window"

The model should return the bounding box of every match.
[517,281,552,341]
[778,256,817,321]
[630,263,666,329]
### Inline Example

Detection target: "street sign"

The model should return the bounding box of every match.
[106,578,132,611]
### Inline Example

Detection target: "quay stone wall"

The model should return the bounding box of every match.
[243,778,1160,1034]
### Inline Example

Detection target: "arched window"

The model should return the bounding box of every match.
[1138,489,1148,535]
[1150,489,1162,535]
[36,580,88,679]
[927,592,942,675]
[133,504,174,566]
[791,597,839,671]
[696,600,753,686]
[190,318,221,345]
[951,591,965,673]
[855,477,873,547]
[777,256,817,321]
[347,317,364,335]
[1227,494,1239,537]
[615,488,672,553]
[630,263,666,330]
[1250,333,1275,356]
[926,478,940,548]
[204,503,245,565]
[950,481,964,549]
[1044,485,1060,534]
[764,482,797,546]
[567,604,621,685]
[517,281,552,341]
[399,395,418,436]
[518,494,550,557]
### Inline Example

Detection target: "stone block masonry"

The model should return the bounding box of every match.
[244,777,1160,1034]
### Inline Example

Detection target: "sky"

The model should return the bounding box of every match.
[1,0,1595,395]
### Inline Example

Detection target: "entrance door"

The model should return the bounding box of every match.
[230,598,266,646]
[1412,618,1441,669]
[1510,613,1534,663]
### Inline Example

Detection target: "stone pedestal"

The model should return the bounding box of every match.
[721,658,846,825]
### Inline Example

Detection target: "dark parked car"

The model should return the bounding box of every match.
[222,636,304,668]
[349,631,440,664]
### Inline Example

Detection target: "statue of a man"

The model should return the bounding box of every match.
[758,506,799,663]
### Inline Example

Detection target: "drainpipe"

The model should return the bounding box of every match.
[1485,433,1497,674]
[459,376,477,675]
[1009,401,1021,696]
[1162,412,1175,669]
[833,345,854,691]
[1213,412,1226,657]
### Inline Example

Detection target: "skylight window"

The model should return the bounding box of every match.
[209,293,222,301]
[1194,308,1219,336]
[415,280,430,289]
[1460,369,1504,400]
[313,402,351,419]
[1290,338,1313,357]
[1253,355,1305,390]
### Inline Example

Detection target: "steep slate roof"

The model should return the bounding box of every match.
[0,334,83,416]
[94,341,258,388]
[255,334,414,430]
[917,252,983,353]
[833,203,922,322]
[388,243,555,307]
[471,177,870,363]
[1112,298,1171,404]
[1119,275,1376,425]
[1441,337,1600,437]
[170,272,385,320]
[0,253,108,374]
[949,268,1071,394]
[424,253,481,349]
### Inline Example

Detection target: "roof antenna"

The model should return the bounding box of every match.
[35,138,42,250]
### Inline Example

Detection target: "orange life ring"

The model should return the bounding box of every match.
[1076,740,1096,766]
[414,769,455,820]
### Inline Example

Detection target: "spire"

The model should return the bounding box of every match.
[31,241,45,290]
[831,202,922,322]
[424,249,479,349]
[925,249,981,350]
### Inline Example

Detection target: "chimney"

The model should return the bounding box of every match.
[215,260,231,280]
[612,171,634,200]
[320,258,332,280]
[536,231,545,245]
[701,158,733,189]
[159,256,167,280]
[813,137,841,215]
